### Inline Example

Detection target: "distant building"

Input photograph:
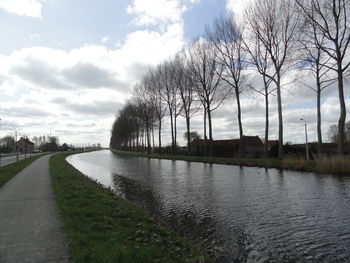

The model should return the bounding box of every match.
[59,143,70,151]
[16,137,34,154]
[192,136,265,158]
[265,140,279,152]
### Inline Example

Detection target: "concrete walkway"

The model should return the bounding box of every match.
[0,155,70,263]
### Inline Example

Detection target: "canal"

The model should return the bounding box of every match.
[67,150,350,263]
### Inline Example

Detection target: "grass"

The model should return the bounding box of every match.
[0,154,44,188]
[50,152,213,263]
[113,150,350,175]
[113,150,283,169]
[313,155,350,175]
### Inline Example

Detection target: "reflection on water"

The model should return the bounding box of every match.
[67,150,350,263]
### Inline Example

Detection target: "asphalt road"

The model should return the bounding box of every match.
[0,153,45,167]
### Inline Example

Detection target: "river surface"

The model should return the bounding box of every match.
[67,150,350,263]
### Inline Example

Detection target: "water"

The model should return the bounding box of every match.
[67,150,350,262]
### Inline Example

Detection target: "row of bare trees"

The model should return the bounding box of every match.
[111,0,349,158]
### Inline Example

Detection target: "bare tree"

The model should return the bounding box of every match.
[296,0,350,155]
[242,17,276,157]
[173,55,200,153]
[206,15,247,157]
[168,60,185,152]
[245,0,302,159]
[298,18,337,155]
[134,83,155,154]
[157,61,179,154]
[186,39,227,148]
[144,69,167,150]
[328,121,350,143]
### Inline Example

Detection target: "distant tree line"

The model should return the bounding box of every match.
[110,0,350,158]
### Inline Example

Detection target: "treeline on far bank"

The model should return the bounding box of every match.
[110,0,350,159]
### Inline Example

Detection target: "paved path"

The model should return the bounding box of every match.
[0,155,70,263]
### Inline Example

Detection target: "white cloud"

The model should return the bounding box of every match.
[226,0,251,22]
[126,0,198,26]
[226,0,244,14]
[101,36,109,44]
[0,0,42,18]
[0,21,185,146]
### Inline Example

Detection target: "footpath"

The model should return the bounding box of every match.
[0,155,70,263]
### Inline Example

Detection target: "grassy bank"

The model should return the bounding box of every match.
[113,150,283,168]
[50,153,213,263]
[0,154,44,188]
[113,150,290,172]
[113,150,350,175]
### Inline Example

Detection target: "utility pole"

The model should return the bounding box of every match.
[0,118,2,167]
[300,119,309,161]
[14,128,22,163]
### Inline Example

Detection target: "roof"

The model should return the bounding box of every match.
[17,137,34,145]
[243,136,263,145]
[192,136,264,147]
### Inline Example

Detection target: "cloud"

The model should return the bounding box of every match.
[101,36,109,44]
[63,62,123,89]
[126,0,199,26]
[4,105,50,118]
[0,11,187,146]
[225,0,246,15]
[59,99,122,116]
[0,0,42,18]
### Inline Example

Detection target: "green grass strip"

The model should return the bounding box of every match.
[0,155,44,188]
[50,152,213,263]
[113,150,283,169]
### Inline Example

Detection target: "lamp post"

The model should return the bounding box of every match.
[0,118,2,167]
[300,118,309,161]
[14,128,22,163]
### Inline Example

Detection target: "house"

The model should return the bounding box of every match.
[59,143,70,151]
[192,136,265,158]
[265,140,279,151]
[16,137,34,154]
[242,136,265,158]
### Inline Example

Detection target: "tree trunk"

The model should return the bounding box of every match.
[207,103,213,141]
[141,130,144,148]
[207,103,213,157]
[337,66,346,155]
[236,87,244,158]
[204,108,207,156]
[174,115,177,154]
[170,110,175,154]
[316,76,322,156]
[152,125,155,150]
[264,77,269,158]
[146,123,151,154]
[186,116,191,154]
[158,118,162,149]
[276,74,284,159]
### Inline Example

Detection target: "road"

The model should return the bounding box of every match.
[0,153,45,167]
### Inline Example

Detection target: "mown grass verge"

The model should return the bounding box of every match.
[113,150,350,175]
[50,152,213,263]
[0,154,44,188]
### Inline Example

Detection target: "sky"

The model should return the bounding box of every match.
[0,0,348,147]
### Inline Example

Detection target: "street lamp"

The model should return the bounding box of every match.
[0,118,2,167]
[300,118,309,161]
[14,128,22,163]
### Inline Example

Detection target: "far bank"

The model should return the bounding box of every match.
[112,150,350,175]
